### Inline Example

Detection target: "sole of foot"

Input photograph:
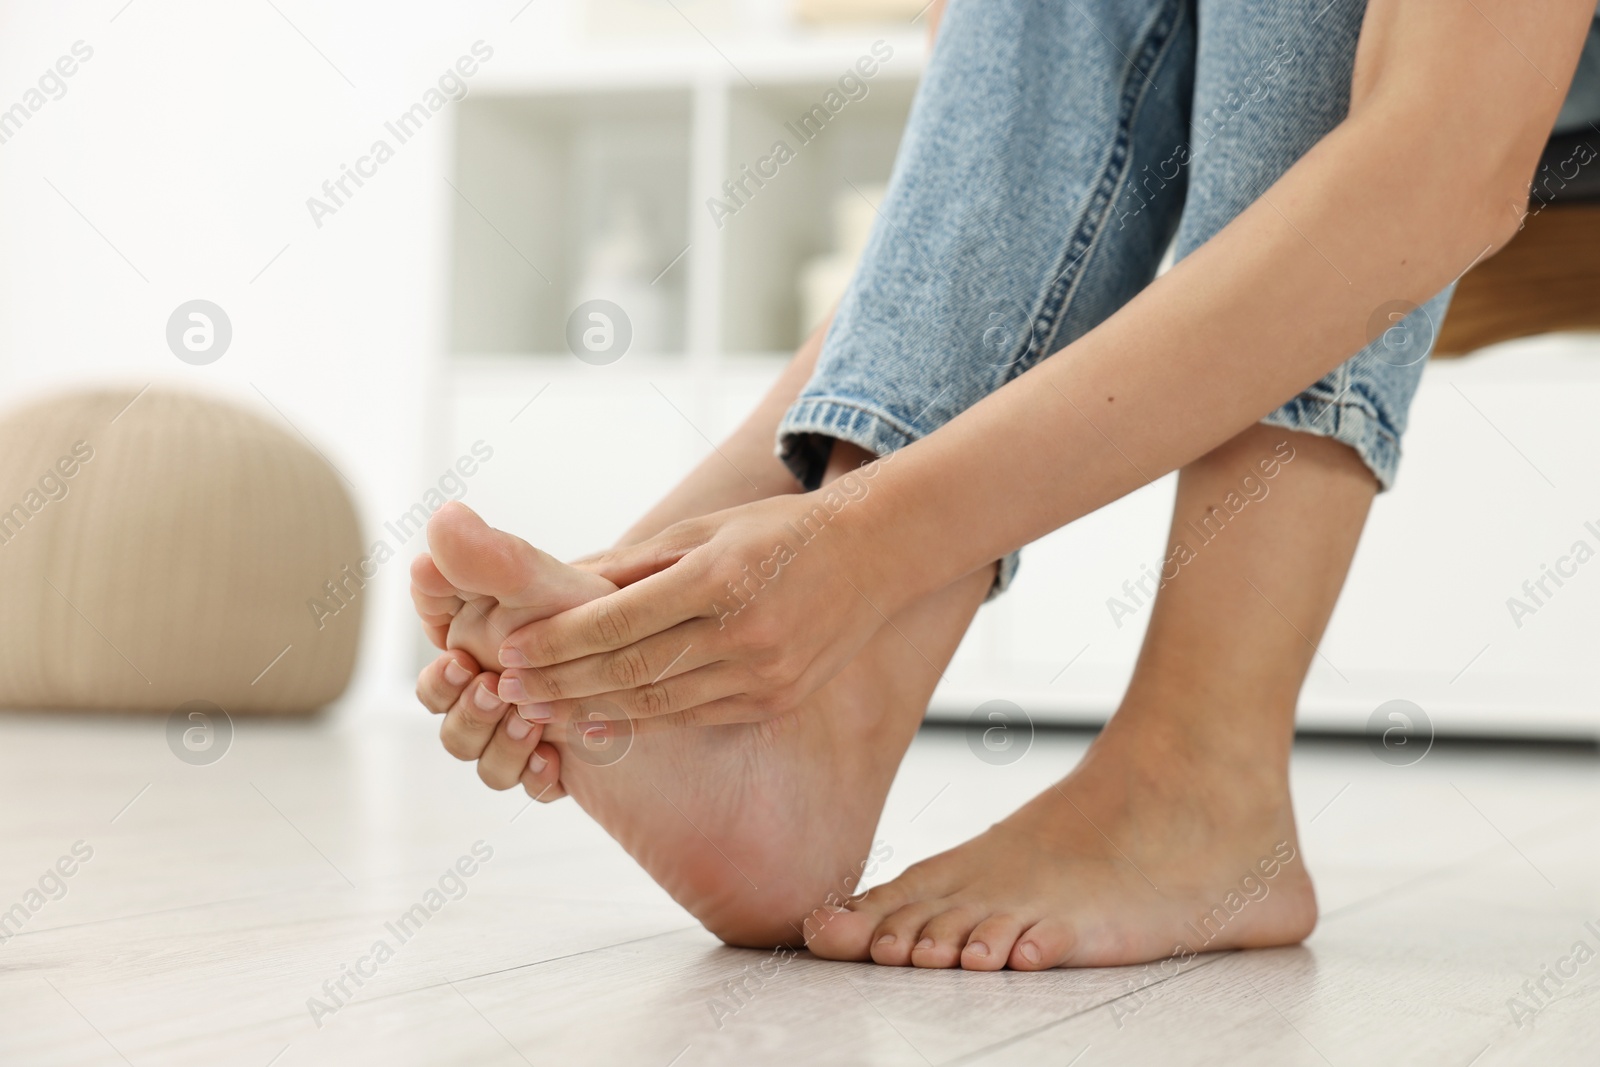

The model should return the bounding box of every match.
[423,502,990,946]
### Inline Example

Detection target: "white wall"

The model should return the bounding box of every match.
[0,0,581,712]
[4,1,1596,737]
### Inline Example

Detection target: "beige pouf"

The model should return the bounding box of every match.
[0,388,364,713]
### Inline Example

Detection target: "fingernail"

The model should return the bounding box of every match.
[966,941,989,958]
[521,702,554,723]
[1019,941,1041,964]
[527,751,548,775]
[500,646,531,668]
[473,683,500,711]
[914,938,934,951]
[505,716,532,741]
[499,676,527,702]
[444,661,471,686]
[874,934,895,947]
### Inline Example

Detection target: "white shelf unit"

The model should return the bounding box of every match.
[449,86,695,356]
[441,40,1600,740]
[449,36,928,363]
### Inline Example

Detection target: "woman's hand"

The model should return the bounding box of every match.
[494,480,900,730]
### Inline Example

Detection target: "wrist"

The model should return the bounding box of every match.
[821,458,929,618]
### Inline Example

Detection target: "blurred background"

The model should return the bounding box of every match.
[1,0,1595,738]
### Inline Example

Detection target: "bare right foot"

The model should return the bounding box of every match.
[420,502,993,945]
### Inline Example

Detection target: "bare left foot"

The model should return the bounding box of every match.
[805,705,1317,969]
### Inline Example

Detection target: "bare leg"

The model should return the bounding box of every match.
[808,424,1375,968]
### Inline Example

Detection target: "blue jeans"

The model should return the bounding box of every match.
[777,0,1597,594]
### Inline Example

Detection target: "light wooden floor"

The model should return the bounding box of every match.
[2,711,1597,1066]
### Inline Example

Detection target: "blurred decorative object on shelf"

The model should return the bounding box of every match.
[1434,128,1600,357]
[0,388,364,715]
[573,193,670,356]
[450,91,692,356]
[792,0,928,25]
[798,182,884,335]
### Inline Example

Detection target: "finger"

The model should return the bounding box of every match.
[519,743,566,803]
[496,621,717,706]
[476,709,544,791]
[411,554,464,649]
[439,672,509,761]
[572,521,709,588]
[498,562,714,669]
[628,694,773,733]
[416,651,480,714]
[510,663,749,727]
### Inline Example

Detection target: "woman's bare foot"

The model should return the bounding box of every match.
[804,705,1317,970]
[418,501,992,945]
[807,426,1374,970]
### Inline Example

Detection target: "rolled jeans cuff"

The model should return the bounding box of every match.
[1260,390,1401,489]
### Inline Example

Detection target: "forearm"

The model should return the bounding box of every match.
[853,99,1536,611]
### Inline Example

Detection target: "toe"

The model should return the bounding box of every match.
[803,907,877,961]
[428,501,610,612]
[870,901,945,967]
[445,597,506,669]
[427,502,537,601]
[417,651,479,715]
[910,906,983,969]
[439,672,509,761]
[1011,917,1077,971]
[411,555,463,649]
[477,710,543,790]
[411,551,460,600]
[520,743,566,802]
[805,878,915,961]
[962,914,1027,972]
[805,870,922,961]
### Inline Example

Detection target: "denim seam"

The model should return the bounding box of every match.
[779,395,921,455]
[1006,0,1187,384]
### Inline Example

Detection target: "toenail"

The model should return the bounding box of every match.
[499,676,527,702]
[521,702,554,723]
[505,716,532,741]
[527,751,548,775]
[1018,941,1041,964]
[473,683,500,711]
[914,938,934,951]
[966,942,989,958]
[444,661,471,686]
[875,934,896,947]
[500,646,531,668]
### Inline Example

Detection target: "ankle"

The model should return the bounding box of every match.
[1100,690,1294,795]
[822,440,877,483]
